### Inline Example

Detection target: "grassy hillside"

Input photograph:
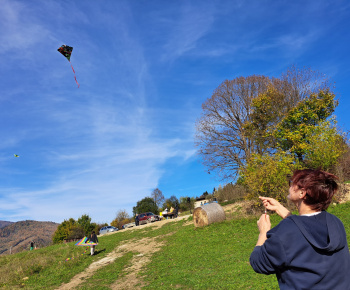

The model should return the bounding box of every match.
[1,202,349,289]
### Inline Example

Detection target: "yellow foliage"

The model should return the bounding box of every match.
[243,151,302,203]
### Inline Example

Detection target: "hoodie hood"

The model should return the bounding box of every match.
[289,211,346,252]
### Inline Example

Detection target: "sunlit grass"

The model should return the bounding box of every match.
[78,251,135,289]
[1,202,349,289]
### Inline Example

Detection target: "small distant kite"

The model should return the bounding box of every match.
[57,45,80,88]
[14,154,19,157]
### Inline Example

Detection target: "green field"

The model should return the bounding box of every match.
[1,202,350,289]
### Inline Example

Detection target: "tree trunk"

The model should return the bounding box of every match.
[193,203,226,227]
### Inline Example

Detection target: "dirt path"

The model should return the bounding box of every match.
[56,205,255,289]
[57,249,125,290]
[109,237,166,289]
[56,215,190,290]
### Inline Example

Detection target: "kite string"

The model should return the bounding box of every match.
[69,60,80,88]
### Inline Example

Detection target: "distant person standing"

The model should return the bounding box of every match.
[86,231,98,256]
[30,240,35,251]
[135,214,139,226]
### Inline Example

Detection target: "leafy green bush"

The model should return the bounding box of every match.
[243,151,301,203]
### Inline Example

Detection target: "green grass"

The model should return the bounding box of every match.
[78,251,135,289]
[1,202,350,289]
[142,215,280,289]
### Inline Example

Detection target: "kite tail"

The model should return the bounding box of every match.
[69,61,80,88]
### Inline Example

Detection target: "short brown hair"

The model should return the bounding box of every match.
[291,169,338,211]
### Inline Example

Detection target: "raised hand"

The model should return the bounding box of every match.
[259,196,291,219]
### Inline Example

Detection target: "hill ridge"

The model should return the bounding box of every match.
[0,220,58,255]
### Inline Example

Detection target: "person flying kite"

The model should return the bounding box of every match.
[57,45,80,88]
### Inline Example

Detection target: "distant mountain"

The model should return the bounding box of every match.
[0,220,59,255]
[0,220,13,229]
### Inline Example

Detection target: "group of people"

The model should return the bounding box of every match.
[250,169,350,289]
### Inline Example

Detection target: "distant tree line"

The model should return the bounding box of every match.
[52,187,207,243]
[52,214,106,244]
[132,188,189,216]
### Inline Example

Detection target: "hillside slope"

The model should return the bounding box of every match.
[0,202,349,289]
[0,221,13,229]
[0,220,58,255]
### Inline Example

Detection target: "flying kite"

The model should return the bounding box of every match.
[57,45,80,88]
[14,154,19,157]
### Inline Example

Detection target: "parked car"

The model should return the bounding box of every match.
[99,226,118,235]
[123,222,136,229]
[153,214,162,221]
[138,212,158,225]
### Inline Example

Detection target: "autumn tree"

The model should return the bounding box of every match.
[278,65,332,103]
[303,119,346,171]
[243,151,302,203]
[195,75,272,180]
[111,209,131,229]
[243,85,297,154]
[242,91,340,200]
[195,66,330,180]
[272,91,338,161]
[151,188,165,208]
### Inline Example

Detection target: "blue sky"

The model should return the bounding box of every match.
[0,0,349,224]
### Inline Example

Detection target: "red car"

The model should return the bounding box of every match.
[138,212,158,225]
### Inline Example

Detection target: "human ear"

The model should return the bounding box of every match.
[299,189,307,199]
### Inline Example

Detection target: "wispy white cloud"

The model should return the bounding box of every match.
[0,1,199,223]
[1,0,349,224]
[0,2,45,50]
[160,3,216,61]
[0,126,189,223]
[247,30,320,59]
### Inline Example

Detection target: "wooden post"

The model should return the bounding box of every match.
[193,203,226,227]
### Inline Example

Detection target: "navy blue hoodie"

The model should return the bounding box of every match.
[250,211,350,289]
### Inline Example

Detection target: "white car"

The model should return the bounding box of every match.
[123,222,136,229]
[99,226,118,235]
